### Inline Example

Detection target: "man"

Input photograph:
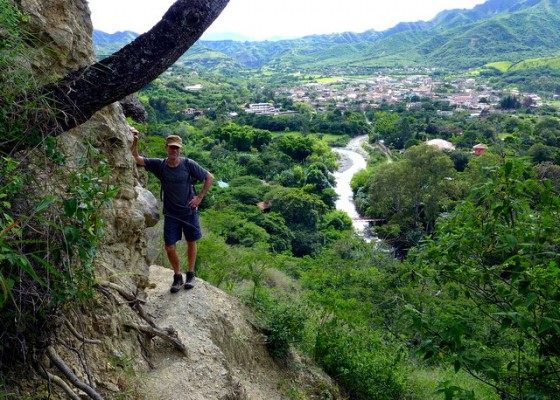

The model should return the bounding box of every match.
[131,127,214,293]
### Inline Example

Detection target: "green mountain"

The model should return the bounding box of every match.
[92,30,139,57]
[93,0,560,71]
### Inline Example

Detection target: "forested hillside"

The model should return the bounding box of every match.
[119,43,560,397]
[95,0,560,70]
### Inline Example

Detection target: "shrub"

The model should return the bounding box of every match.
[315,319,406,399]
[254,293,308,359]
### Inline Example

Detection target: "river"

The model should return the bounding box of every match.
[332,135,374,241]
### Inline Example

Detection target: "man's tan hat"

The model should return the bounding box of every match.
[166,135,183,148]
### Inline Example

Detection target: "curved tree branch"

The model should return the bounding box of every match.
[40,0,229,134]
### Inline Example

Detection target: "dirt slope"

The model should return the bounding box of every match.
[141,265,332,400]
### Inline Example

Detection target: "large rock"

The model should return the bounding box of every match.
[9,0,156,397]
[19,0,95,73]
[119,95,149,123]
[135,186,160,228]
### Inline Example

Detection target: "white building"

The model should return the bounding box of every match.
[426,139,455,150]
[246,103,277,114]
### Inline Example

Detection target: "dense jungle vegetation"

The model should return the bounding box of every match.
[125,60,560,399]
[3,0,560,398]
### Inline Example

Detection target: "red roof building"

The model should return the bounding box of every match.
[473,143,488,155]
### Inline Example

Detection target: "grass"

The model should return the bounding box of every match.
[270,130,348,145]
[270,130,301,138]
[483,57,560,74]
[407,364,500,400]
[484,61,513,72]
[510,56,560,71]
[287,73,344,84]
[317,133,351,146]
[314,77,344,84]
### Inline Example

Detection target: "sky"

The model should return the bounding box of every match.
[88,0,487,41]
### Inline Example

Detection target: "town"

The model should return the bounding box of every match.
[243,68,547,116]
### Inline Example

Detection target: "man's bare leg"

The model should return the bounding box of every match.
[185,241,197,289]
[165,244,181,274]
[187,241,197,272]
[165,244,183,293]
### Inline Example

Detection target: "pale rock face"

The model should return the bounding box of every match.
[135,186,160,228]
[18,0,95,73]
[13,0,157,395]
[15,0,155,270]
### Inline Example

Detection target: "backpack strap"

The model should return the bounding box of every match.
[159,158,167,201]
[185,158,197,196]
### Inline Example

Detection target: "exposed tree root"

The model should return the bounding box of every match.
[97,280,154,327]
[124,322,188,356]
[35,280,171,399]
[96,280,187,356]
[63,316,102,345]
[46,346,104,400]
[36,363,82,400]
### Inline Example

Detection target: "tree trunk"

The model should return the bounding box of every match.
[41,0,229,133]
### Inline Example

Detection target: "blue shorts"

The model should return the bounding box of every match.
[163,212,202,245]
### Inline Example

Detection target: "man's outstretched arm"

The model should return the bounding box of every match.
[130,127,146,166]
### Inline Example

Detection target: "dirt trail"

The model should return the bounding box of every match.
[140,265,288,400]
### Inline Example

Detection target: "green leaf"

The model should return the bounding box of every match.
[486,367,499,382]
[17,256,47,287]
[505,234,517,249]
[504,160,513,177]
[537,318,552,335]
[34,197,55,213]
[500,317,513,330]
[29,253,63,280]
[63,198,77,217]
[0,275,15,310]
[63,225,79,243]
[525,292,538,308]
[424,350,434,360]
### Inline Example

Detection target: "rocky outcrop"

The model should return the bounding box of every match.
[7,0,168,397]
[19,0,95,74]
[7,1,339,399]
[120,95,149,123]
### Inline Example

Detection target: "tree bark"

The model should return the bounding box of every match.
[41,0,229,133]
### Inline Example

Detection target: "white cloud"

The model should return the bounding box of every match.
[88,0,486,39]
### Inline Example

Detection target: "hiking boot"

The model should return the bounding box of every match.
[185,271,195,290]
[170,273,184,293]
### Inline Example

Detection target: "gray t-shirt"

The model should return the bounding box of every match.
[144,157,208,218]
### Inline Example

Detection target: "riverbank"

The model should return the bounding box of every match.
[332,135,371,240]
[334,135,369,171]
